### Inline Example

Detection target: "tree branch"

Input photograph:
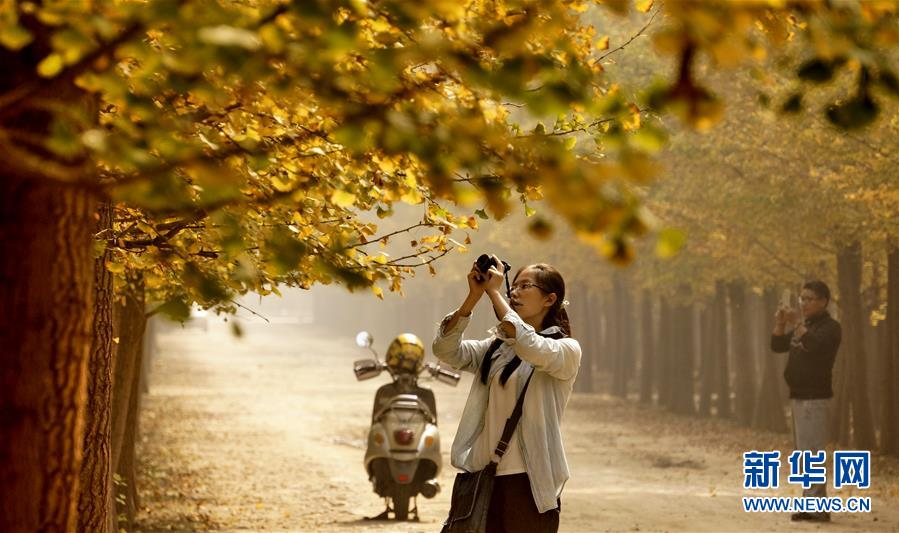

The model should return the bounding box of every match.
[0,21,147,120]
[343,222,432,250]
[230,299,270,323]
[598,4,661,63]
[387,247,453,267]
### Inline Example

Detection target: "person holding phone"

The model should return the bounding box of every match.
[771,280,842,522]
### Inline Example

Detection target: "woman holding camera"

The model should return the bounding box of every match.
[433,256,581,533]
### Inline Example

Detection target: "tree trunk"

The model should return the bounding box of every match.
[598,289,613,376]
[582,287,599,393]
[78,203,115,532]
[639,291,655,404]
[698,303,714,416]
[611,273,629,398]
[835,242,877,449]
[657,297,673,409]
[117,343,145,530]
[881,244,899,455]
[112,279,148,529]
[623,278,637,390]
[571,282,594,393]
[112,285,145,461]
[728,281,756,426]
[670,297,695,415]
[713,282,732,418]
[0,177,96,532]
[752,288,788,433]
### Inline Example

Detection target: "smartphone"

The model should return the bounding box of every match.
[780,288,792,308]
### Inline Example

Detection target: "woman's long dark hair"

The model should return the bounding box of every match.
[480,263,571,386]
[517,263,571,337]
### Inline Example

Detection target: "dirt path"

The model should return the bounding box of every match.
[134,322,899,532]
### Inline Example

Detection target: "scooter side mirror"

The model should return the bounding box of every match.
[354,359,382,381]
[355,331,374,348]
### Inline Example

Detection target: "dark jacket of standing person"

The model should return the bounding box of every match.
[771,311,841,399]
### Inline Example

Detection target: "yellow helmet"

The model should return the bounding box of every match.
[385,333,425,375]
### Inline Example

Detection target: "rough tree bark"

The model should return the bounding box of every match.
[78,203,115,532]
[0,176,96,532]
[112,278,147,529]
[0,25,104,531]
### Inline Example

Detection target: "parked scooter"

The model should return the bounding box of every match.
[353,331,461,521]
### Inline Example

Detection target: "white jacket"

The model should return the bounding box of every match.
[432,308,582,513]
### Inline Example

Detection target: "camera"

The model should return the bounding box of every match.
[475,254,513,296]
[475,254,511,277]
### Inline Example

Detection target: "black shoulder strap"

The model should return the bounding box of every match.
[492,368,535,461]
[482,329,567,462]
[479,338,505,385]
[481,330,565,386]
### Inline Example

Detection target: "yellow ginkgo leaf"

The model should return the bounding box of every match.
[331,190,357,207]
[37,53,64,78]
[596,36,610,51]
[636,0,654,13]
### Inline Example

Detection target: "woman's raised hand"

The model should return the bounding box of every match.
[484,254,506,294]
[467,262,487,296]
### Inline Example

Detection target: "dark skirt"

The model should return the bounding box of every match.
[485,473,560,533]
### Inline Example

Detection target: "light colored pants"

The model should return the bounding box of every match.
[791,398,831,498]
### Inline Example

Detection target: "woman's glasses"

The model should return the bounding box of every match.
[510,281,548,293]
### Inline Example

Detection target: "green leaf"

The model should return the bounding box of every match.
[183,262,229,303]
[266,228,309,275]
[155,298,191,322]
[475,209,488,220]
